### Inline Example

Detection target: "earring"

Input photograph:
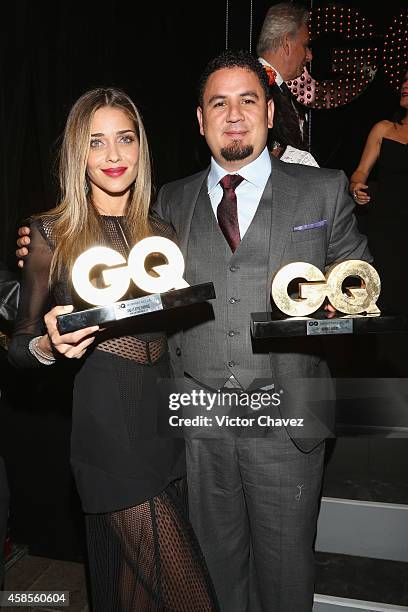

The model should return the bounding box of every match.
[84,180,89,195]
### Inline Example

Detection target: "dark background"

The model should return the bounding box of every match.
[1,0,406,263]
[1,0,407,560]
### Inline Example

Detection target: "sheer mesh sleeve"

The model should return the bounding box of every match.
[149,213,177,242]
[8,220,54,368]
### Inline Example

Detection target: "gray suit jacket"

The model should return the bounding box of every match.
[153,156,372,447]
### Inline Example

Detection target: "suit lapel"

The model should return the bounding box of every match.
[265,157,300,309]
[176,169,209,258]
[176,159,299,311]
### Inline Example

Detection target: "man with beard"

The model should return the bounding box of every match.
[153,51,371,611]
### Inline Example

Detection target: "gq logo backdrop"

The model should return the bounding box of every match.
[287,4,407,108]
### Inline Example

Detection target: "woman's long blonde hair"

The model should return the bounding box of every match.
[42,87,153,280]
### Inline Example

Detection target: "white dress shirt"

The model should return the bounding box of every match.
[207,147,271,239]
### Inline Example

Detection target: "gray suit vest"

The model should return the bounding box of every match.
[183,177,273,389]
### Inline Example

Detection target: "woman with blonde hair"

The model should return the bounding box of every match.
[9,88,218,611]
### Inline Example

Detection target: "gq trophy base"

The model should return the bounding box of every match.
[251,309,408,339]
[57,282,216,334]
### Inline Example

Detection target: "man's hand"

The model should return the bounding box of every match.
[16,226,31,268]
[44,305,99,359]
[324,302,337,318]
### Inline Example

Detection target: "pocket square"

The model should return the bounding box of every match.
[293,220,327,231]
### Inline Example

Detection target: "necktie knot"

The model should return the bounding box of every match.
[220,174,244,191]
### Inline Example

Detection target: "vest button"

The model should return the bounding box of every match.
[228,361,236,367]
[176,347,182,356]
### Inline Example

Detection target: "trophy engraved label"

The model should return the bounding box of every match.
[114,295,164,319]
[57,237,215,333]
[305,318,353,336]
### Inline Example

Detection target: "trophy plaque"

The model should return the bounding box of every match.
[251,260,408,339]
[57,236,216,334]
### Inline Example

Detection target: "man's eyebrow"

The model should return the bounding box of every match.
[240,91,260,98]
[90,129,136,137]
[207,95,226,105]
[243,91,260,98]
[207,91,260,104]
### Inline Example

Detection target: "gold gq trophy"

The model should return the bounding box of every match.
[251,260,407,338]
[57,236,215,333]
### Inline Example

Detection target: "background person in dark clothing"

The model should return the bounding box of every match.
[0,261,19,586]
[257,2,312,155]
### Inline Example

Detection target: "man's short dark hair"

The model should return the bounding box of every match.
[197,50,271,107]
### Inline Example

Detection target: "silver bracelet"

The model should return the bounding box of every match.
[29,336,56,365]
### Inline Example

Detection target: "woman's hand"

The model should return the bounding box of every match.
[43,305,99,359]
[16,226,31,268]
[350,182,370,205]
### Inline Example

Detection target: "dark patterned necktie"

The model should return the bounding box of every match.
[217,174,244,252]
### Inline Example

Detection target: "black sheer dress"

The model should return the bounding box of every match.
[9,215,219,611]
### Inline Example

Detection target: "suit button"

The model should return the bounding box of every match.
[228,297,236,304]
[228,330,236,337]
[176,347,182,356]
[228,361,236,367]
[230,265,240,272]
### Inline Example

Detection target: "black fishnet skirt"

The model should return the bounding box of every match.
[85,479,219,611]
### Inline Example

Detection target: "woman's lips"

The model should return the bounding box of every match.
[102,167,127,177]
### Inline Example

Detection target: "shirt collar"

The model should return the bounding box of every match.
[258,57,284,87]
[208,147,271,194]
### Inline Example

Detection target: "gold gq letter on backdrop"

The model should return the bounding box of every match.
[272,260,381,316]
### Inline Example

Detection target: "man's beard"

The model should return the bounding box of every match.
[220,141,253,162]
